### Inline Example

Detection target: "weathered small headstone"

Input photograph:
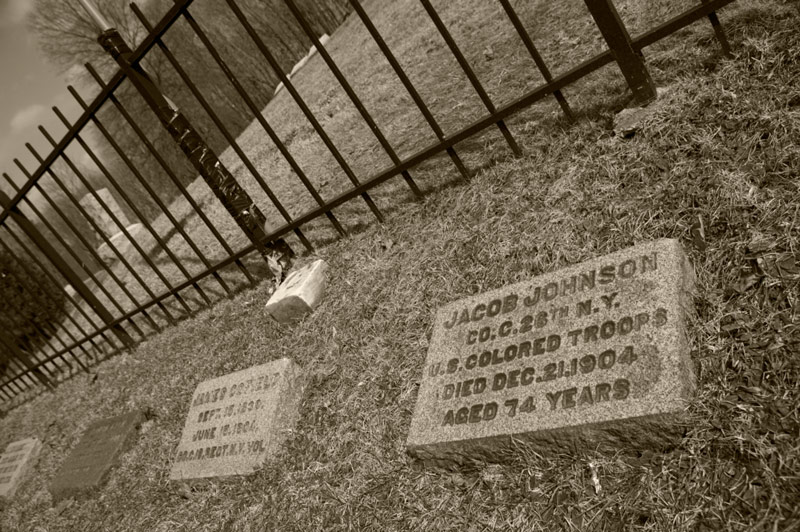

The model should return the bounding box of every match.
[0,438,42,499]
[408,239,696,463]
[49,411,144,500]
[265,260,328,324]
[79,188,130,241]
[170,358,305,481]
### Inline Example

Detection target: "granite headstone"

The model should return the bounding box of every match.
[170,358,305,481]
[49,410,145,500]
[0,438,42,499]
[408,239,696,463]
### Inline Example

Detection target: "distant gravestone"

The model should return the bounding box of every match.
[170,358,305,481]
[96,223,147,266]
[79,188,130,241]
[265,260,328,324]
[407,239,696,463]
[49,411,145,501]
[0,438,41,500]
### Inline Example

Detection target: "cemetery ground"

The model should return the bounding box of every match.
[2,0,800,530]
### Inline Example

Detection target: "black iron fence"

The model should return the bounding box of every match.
[0,0,735,409]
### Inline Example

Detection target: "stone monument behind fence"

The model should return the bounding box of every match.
[77,188,151,276]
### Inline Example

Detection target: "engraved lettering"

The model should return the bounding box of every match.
[560,276,577,296]
[619,259,636,278]
[598,265,615,284]
[600,292,618,309]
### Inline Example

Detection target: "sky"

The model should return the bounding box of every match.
[0,0,82,189]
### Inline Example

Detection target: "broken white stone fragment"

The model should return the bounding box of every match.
[265,259,328,324]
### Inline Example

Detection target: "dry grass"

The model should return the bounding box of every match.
[2,0,800,530]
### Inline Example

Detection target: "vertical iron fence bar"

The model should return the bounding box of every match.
[496,0,575,121]
[15,365,39,390]
[0,256,83,376]
[225,0,385,223]
[4,380,21,399]
[4,337,59,382]
[0,230,100,367]
[50,108,213,307]
[2,370,23,393]
[5,366,32,391]
[91,18,295,266]
[175,9,347,236]
[4,375,24,395]
[0,183,138,345]
[0,1,194,230]
[67,87,232,299]
[9,374,28,394]
[39,124,198,313]
[2,227,110,366]
[19,346,61,382]
[0,249,69,368]
[25,143,184,324]
[129,4,312,253]
[418,0,522,156]
[13,157,160,333]
[700,0,731,55]
[3,375,25,395]
[0,332,53,390]
[283,0,422,198]
[583,0,657,105]
[83,64,257,287]
[348,0,471,181]
[4,172,129,349]
[0,386,11,401]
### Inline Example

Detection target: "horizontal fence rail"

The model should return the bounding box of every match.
[0,0,736,409]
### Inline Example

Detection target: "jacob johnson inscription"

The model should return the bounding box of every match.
[408,239,696,460]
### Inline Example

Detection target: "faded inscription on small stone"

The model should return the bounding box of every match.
[49,411,144,501]
[170,358,304,481]
[0,438,41,499]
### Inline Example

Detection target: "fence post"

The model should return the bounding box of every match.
[583,0,657,105]
[0,188,134,349]
[78,0,292,273]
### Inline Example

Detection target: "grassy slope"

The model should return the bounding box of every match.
[2,0,800,530]
[20,0,627,398]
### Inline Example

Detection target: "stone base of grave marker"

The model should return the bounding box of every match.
[265,260,328,324]
[407,239,696,464]
[96,223,145,265]
[49,410,145,501]
[170,358,305,481]
[79,188,130,244]
[0,438,42,500]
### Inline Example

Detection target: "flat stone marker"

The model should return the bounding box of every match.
[49,410,144,501]
[408,239,696,463]
[265,260,328,324]
[170,358,305,481]
[0,438,42,499]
